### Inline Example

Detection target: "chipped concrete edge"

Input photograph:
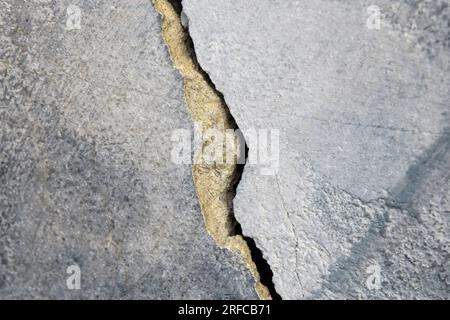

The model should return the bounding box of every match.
[151,0,272,300]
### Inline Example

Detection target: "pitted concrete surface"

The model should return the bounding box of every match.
[1,0,449,300]
[182,0,450,299]
[0,0,258,299]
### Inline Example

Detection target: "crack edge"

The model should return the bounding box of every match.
[151,0,279,300]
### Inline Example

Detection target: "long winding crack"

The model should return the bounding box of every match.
[152,0,280,299]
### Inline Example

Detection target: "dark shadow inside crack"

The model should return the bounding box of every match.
[165,0,282,300]
[231,154,282,300]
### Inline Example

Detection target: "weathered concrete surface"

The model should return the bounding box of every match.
[152,0,273,299]
[0,0,258,299]
[183,0,450,299]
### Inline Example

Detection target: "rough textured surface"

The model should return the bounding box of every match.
[183,0,450,299]
[152,0,272,299]
[0,0,258,299]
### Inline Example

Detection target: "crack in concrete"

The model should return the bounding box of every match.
[275,176,304,295]
[151,0,280,300]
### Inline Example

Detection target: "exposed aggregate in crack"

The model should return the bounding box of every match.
[151,0,279,299]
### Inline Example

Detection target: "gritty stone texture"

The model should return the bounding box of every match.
[183,0,450,299]
[152,0,272,299]
[0,0,258,299]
